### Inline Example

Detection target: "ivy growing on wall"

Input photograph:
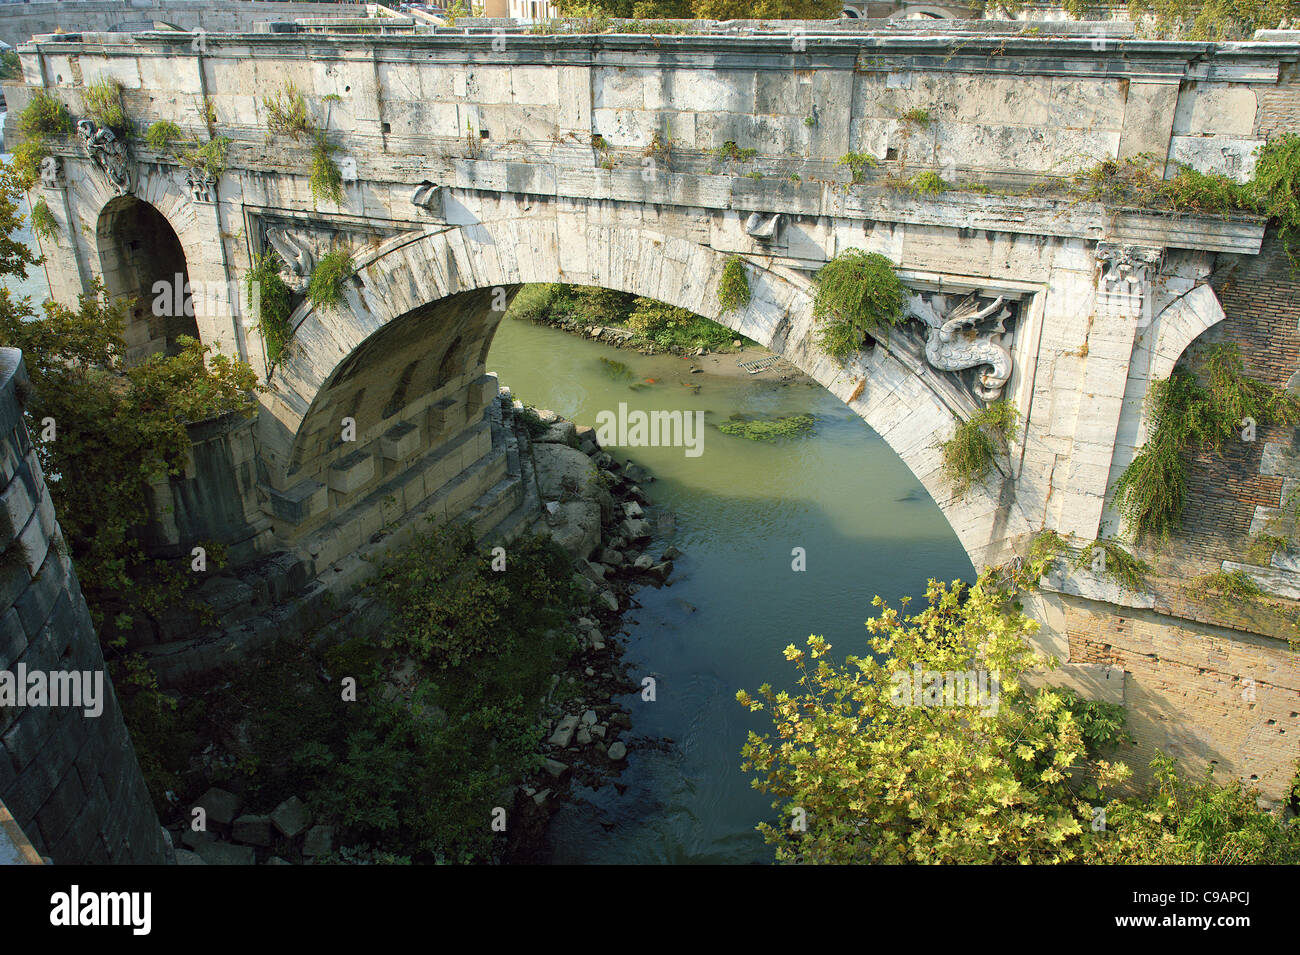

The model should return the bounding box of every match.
[310,133,345,207]
[812,249,906,362]
[1114,343,1300,541]
[247,251,294,365]
[82,77,129,139]
[940,399,1019,499]
[13,91,72,190]
[717,255,750,313]
[308,248,356,313]
[29,195,58,241]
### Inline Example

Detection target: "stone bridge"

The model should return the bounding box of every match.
[3,15,1300,860]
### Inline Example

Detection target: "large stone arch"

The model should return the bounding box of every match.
[259,215,1035,570]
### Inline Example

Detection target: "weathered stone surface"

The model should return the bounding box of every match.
[270,796,312,840]
[548,715,579,748]
[195,788,242,828]
[196,840,257,866]
[302,825,334,857]
[607,741,627,761]
[232,814,273,847]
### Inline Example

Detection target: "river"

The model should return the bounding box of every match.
[487,316,974,864]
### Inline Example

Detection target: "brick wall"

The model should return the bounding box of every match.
[0,348,168,864]
[1165,231,1300,572]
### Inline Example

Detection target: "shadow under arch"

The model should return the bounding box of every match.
[262,220,1034,570]
[95,193,198,365]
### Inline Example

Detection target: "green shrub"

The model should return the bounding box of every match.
[0,50,22,81]
[1247,532,1289,564]
[1188,568,1264,604]
[908,170,949,196]
[898,107,931,126]
[714,141,757,163]
[307,248,354,313]
[263,81,314,139]
[144,120,182,151]
[82,78,128,137]
[310,133,344,206]
[717,255,750,313]
[838,151,878,184]
[1251,133,1300,264]
[812,249,906,361]
[29,196,57,241]
[940,400,1019,498]
[1076,539,1150,592]
[18,90,72,141]
[503,283,555,323]
[10,140,49,191]
[1091,753,1300,864]
[180,136,231,181]
[247,251,294,364]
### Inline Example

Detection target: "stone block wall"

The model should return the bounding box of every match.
[0,0,370,48]
[1059,591,1298,803]
[0,348,168,864]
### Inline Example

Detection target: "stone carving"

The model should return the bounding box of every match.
[906,292,1014,401]
[265,226,315,278]
[1096,242,1163,326]
[411,181,443,217]
[77,119,132,195]
[744,212,782,242]
[38,155,64,189]
[185,169,216,203]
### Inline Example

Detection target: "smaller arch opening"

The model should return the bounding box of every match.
[95,195,198,365]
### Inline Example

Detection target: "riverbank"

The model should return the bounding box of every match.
[505,283,812,385]
[147,400,677,865]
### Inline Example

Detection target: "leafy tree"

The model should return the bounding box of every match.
[0,158,261,643]
[739,572,1131,864]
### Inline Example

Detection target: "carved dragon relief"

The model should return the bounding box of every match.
[905,291,1015,402]
[264,226,317,293]
[77,120,132,196]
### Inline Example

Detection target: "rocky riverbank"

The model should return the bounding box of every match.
[499,399,680,862]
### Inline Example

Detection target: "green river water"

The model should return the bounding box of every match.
[487,317,974,864]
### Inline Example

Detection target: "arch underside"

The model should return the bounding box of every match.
[262,217,1035,570]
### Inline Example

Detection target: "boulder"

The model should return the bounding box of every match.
[543,758,569,779]
[537,420,579,446]
[647,561,674,584]
[174,849,206,865]
[597,591,619,612]
[581,709,598,725]
[620,518,652,542]
[194,787,242,828]
[661,546,683,561]
[549,714,579,747]
[607,741,628,761]
[600,548,625,566]
[633,554,655,571]
[196,841,256,866]
[303,825,334,858]
[270,796,312,840]
[622,500,644,520]
[232,814,273,847]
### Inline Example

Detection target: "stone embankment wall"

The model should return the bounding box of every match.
[0,0,370,48]
[0,348,168,863]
